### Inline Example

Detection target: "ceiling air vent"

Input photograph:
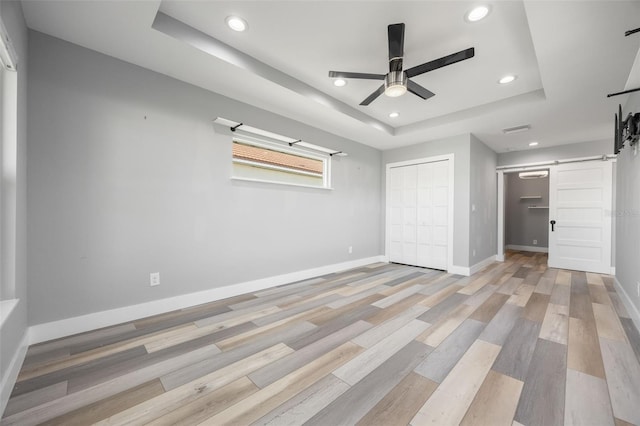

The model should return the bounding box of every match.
[503,125,530,134]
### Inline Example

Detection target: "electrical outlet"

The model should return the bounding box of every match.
[150,272,160,287]
[473,249,476,257]
[533,239,538,245]
[348,246,353,254]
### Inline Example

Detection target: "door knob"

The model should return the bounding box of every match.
[550,220,556,232]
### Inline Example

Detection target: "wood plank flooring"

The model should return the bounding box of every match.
[3,251,640,425]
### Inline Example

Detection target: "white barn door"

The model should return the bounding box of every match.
[548,160,613,274]
[389,159,449,270]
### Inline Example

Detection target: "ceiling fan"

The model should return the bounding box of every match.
[329,23,475,106]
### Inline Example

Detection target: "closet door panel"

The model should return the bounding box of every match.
[388,167,405,263]
[431,161,449,269]
[388,160,449,270]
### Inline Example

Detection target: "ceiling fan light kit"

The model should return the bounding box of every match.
[328,22,475,106]
[384,71,407,97]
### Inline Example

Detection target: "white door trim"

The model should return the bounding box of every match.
[497,170,505,261]
[385,154,454,273]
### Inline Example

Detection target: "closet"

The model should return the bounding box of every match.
[388,160,450,270]
[504,171,549,253]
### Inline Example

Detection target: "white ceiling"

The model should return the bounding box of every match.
[21,1,640,152]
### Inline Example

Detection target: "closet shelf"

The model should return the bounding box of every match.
[520,196,542,199]
[528,206,549,209]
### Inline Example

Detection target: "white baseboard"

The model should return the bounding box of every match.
[614,277,640,332]
[448,265,470,276]
[29,255,386,344]
[0,332,28,417]
[448,255,497,277]
[470,255,498,275]
[610,267,616,275]
[505,244,548,253]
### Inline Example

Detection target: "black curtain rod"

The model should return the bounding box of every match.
[607,87,640,98]
[625,27,640,37]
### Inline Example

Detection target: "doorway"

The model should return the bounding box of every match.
[504,170,550,255]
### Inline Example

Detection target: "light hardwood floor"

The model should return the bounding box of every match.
[3,251,640,425]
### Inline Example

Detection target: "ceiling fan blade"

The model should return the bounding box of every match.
[360,85,385,106]
[388,23,405,72]
[407,80,435,100]
[329,71,385,80]
[405,47,475,78]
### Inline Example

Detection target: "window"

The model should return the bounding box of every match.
[0,22,18,302]
[232,137,331,189]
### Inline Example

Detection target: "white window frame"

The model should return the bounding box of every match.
[0,18,18,304]
[231,134,332,190]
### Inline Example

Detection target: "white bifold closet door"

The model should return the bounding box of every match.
[389,160,449,270]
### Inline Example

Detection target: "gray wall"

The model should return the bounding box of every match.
[382,134,472,268]
[616,92,640,320]
[0,0,28,409]
[27,32,382,325]
[505,173,549,248]
[469,135,498,263]
[498,139,611,166]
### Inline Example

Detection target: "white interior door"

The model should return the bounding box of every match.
[389,160,449,270]
[548,160,613,274]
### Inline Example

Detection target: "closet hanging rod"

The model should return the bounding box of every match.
[607,87,640,98]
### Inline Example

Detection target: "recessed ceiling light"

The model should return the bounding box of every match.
[499,75,517,84]
[333,79,347,87]
[389,112,400,118]
[466,5,490,22]
[226,16,248,32]
[529,141,539,147]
